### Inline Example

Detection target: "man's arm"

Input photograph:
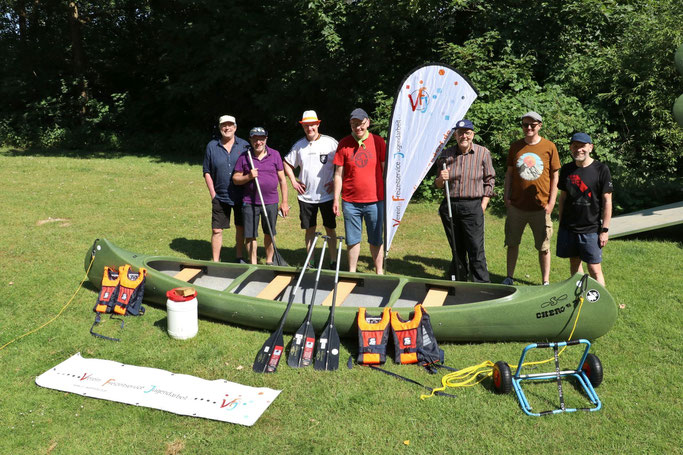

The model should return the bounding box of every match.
[503,166,514,207]
[277,169,290,217]
[232,168,257,185]
[599,192,612,248]
[546,169,559,214]
[557,191,567,222]
[204,173,217,199]
[332,165,344,216]
[283,160,306,195]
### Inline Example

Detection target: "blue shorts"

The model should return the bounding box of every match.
[342,200,384,246]
[556,227,602,264]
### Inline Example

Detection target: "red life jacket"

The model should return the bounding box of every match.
[356,307,391,365]
[390,304,444,365]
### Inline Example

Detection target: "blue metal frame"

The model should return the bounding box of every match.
[511,339,602,416]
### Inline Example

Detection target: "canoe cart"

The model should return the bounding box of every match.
[492,339,603,416]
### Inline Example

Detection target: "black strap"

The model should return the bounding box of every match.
[89,313,124,342]
[368,365,457,399]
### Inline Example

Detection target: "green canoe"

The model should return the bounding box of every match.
[84,238,617,342]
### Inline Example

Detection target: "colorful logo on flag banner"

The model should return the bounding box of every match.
[384,63,477,253]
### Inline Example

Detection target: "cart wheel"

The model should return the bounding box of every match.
[582,353,603,387]
[492,361,512,394]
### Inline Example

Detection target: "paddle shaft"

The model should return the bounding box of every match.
[289,235,327,367]
[442,162,467,281]
[247,149,285,266]
[314,236,344,371]
[253,234,320,372]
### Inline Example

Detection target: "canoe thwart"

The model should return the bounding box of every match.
[256,273,295,300]
[173,266,205,283]
[422,286,451,307]
[322,279,358,307]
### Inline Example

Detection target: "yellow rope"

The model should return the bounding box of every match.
[421,290,587,400]
[0,255,95,352]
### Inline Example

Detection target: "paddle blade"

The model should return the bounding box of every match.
[253,331,285,373]
[313,325,341,371]
[287,322,315,368]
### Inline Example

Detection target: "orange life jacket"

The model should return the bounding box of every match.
[356,307,391,365]
[390,304,444,365]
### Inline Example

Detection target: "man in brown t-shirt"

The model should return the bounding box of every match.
[502,111,560,285]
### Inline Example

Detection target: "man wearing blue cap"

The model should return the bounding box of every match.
[557,132,613,286]
[435,119,495,282]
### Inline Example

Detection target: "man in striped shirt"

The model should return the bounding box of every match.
[435,119,495,282]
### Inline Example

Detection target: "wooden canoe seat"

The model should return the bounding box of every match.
[173,267,203,283]
[257,274,295,300]
[322,280,357,307]
[422,286,450,307]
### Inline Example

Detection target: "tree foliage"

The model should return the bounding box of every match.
[0,0,680,210]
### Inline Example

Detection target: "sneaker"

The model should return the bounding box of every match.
[235,257,247,264]
[266,262,274,266]
[542,281,550,286]
[329,261,337,270]
[501,276,514,285]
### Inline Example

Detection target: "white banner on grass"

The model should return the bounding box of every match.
[384,63,477,252]
[36,353,280,426]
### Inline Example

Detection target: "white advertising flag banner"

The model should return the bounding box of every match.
[36,353,281,426]
[385,63,477,252]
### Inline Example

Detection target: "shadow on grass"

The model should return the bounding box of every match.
[611,224,683,244]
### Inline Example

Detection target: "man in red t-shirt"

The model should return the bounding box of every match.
[333,108,386,274]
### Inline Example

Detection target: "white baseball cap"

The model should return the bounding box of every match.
[218,115,236,125]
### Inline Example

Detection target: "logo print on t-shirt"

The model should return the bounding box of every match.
[319,154,328,164]
[568,174,592,206]
[516,152,544,181]
[354,150,369,168]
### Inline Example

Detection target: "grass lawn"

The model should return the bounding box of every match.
[1,146,681,454]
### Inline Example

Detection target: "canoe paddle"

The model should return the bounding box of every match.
[287,234,328,368]
[442,160,467,281]
[246,148,288,267]
[314,236,344,371]
[253,233,320,373]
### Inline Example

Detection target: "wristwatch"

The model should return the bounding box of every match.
[600,227,609,233]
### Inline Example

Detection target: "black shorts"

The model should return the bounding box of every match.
[212,198,243,229]
[242,203,278,238]
[298,199,336,230]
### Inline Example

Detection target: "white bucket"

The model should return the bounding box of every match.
[166,288,198,340]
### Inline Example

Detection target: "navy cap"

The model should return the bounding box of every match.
[570,132,593,144]
[350,108,369,121]
[249,126,268,137]
[454,119,474,130]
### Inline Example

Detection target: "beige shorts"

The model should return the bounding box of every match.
[504,205,553,252]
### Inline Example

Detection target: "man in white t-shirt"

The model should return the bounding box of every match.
[284,110,338,267]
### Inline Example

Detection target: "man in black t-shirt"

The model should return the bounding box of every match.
[557,132,613,286]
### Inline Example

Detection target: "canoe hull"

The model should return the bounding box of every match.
[85,238,618,342]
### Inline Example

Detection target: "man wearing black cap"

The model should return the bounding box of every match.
[435,119,495,282]
[557,132,613,286]
[333,108,386,274]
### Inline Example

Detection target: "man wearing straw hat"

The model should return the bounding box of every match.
[203,115,251,263]
[284,110,338,267]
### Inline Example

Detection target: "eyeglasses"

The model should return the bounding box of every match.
[522,122,540,129]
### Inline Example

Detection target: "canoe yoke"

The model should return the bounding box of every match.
[173,266,206,283]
